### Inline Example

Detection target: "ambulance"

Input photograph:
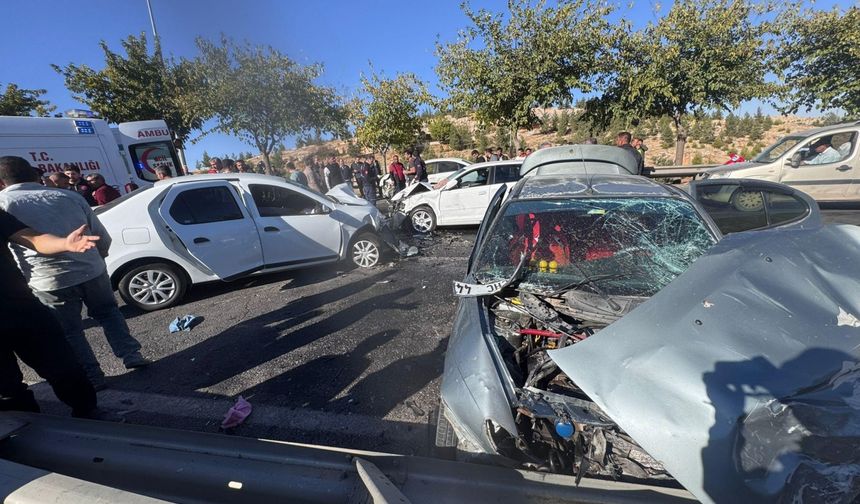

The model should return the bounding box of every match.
[0,111,183,193]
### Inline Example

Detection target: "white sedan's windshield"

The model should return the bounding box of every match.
[753,136,805,163]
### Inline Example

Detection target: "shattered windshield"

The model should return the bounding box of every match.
[473,197,717,297]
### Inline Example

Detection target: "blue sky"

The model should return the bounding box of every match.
[0,0,848,168]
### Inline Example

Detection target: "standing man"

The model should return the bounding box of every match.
[235,159,249,173]
[286,162,308,186]
[388,155,407,193]
[340,159,354,189]
[323,156,345,190]
[470,150,484,163]
[352,156,366,197]
[0,157,149,390]
[632,137,648,162]
[0,207,118,420]
[64,166,96,206]
[404,148,427,184]
[85,173,121,205]
[208,157,223,174]
[615,132,644,175]
[360,156,378,206]
[48,172,73,189]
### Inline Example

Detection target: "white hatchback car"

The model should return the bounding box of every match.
[392,160,522,232]
[96,174,387,311]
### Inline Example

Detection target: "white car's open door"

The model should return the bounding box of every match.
[158,180,264,280]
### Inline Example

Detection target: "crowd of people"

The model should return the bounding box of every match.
[0,155,151,421]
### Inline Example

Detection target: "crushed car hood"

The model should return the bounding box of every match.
[326,183,369,206]
[549,224,860,504]
[390,182,434,203]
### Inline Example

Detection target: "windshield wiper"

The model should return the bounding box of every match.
[564,261,623,311]
[547,273,626,297]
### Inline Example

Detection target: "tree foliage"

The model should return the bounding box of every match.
[435,0,615,132]
[585,0,780,164]
[0,83,55,116]
[53,33,207,144]
[352,70,430,164]
[778,6,859,117]
[196,37,345,174]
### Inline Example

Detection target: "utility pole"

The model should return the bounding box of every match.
[145,0,190,174]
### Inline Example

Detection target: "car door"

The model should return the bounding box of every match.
[158,180,264,280]
[689,179,819,235]
[247,182,342,268]
[779,131,858,201]
[438,166,492,224]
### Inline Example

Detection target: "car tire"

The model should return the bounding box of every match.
[730,189,764,212]
[434,403,458,460]
[410,206,436,233]
[118,262,187,311]
[350,232,382,268]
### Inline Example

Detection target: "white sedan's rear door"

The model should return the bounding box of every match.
[158,180,264,280]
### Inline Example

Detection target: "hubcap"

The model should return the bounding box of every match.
[353,240,380,268]
[128,270,177,305]
[736,191,763,211]
[412,211,433,232]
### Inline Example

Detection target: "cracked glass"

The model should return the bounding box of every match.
[473,197,718,297]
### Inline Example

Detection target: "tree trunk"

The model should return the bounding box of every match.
[260,147,272,176]
[673,113,687,166]
[510,124,519,156]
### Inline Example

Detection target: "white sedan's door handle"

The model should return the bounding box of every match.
[836,164,852,172]
[478,190,487,195]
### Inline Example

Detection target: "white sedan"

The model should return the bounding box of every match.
[96,174,388,311]
[392,160,522,233]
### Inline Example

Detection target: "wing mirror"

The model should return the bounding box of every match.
[789,152,802,168]
[443,179,458,190]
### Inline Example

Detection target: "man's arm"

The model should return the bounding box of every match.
[10,225,100,255]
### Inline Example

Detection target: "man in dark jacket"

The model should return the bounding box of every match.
[616,131,644,176]
[405,149,427,183]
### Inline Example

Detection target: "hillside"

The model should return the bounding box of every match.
[239,110,823,171]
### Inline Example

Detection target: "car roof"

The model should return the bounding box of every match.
[511,173,676,200]
[520,145,639,177]
[788,120,860,138]
[461,159,522,169]
[424,157,471,164]
[155,173,287,187]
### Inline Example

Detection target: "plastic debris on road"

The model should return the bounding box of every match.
[169,315,203,333]
[221,396,252,429]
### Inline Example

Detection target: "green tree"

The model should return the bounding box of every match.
[201,150,211,168]
[659,118,675,149]
[585,0,780,164]
[54,33,208,150]
[436,0,615,147]
[0,83,55,116]
[270,146,286,173]
[449,124,473,150]
[351,70,430,168]
[724,113,740,138]
[779,6,860,117]
[428,116,455,143]
[196,37,344,174]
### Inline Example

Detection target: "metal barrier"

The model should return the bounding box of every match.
[643,164,720,179]
[0,412,696,504]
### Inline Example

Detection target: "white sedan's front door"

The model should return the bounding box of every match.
[245,182,342,267]
[158,181,264,280]
[438,166,493,225]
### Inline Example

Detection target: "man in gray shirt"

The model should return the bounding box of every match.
[0,156,149,389]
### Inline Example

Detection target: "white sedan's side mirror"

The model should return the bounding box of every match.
[443,179,458,190]
[789,152,802,168]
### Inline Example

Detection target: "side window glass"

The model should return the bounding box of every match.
[695,185,767,234]
[250,184,321,216]
[495,164,521,183]
[765,192,809,227]
[799,132,856,165]
[169,186,244,225]
[425,162,438,175]
[438,162,459,174]
[458,168,490,188]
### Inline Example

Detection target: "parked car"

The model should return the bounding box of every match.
[437,146,822,488]
[425,157,471,184]
[96,174,389,311]
[392,160,523,233]
[700,120,860,202]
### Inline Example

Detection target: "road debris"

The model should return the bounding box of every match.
[221,396,252,429]
[169,315,203,333]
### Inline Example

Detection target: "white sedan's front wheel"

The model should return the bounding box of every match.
[410,207,436,233]
[351,233,381,268]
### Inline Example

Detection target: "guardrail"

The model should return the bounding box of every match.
[0,412,696,504]
[644,164,721,179]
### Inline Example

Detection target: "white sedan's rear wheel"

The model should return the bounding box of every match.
[118,262,187,311]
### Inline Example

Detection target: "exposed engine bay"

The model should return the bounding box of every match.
[486,290,671,482]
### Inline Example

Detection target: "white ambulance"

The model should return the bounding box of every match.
[0,112,182,193]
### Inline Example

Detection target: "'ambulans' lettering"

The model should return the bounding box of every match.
[137,128,170,138]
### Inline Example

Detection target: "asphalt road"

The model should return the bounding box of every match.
[27,208,860,458]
